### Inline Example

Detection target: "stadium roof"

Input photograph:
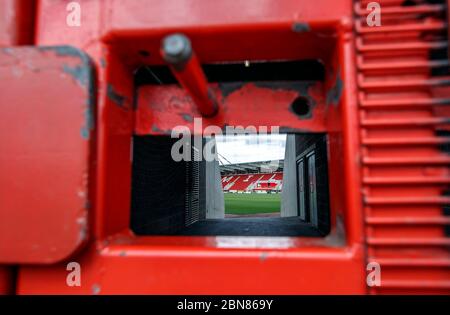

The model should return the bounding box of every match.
[220,160,284,175]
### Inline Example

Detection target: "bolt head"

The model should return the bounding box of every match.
[161,33,192,65]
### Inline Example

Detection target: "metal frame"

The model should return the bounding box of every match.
[0,0,447,294]
[13,0,365,294]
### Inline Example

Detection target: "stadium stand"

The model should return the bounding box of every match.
[221,160,283,192]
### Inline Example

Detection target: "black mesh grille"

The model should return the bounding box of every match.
[185,144,201,226]
[130,136,188,235]
[130,135,206,235]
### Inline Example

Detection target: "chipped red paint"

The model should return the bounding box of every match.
[136,82,326,135]
[161,34,219,117]
[0,46,94,264]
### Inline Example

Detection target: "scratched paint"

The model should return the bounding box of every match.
[107,83,126,108]
[62,64,95,140]
[50,46,96,140]
[0,46,93,263]
[180,113,194,122]
[326,68,343,106]
[63,64,89,88]
[291,22,311,32]
[40,45,87,59]
[81,105,95,140]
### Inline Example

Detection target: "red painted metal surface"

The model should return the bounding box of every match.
[0,0,35,46]
[0,46,95,264]
[0,0,36,294]
[355,0,450,294]
[9,0,366,294]
[161,34,218,117]
[18,239,363,294]
[136,82,327,135]
[0,0,447,294]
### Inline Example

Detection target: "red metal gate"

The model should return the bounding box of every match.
[0,0,448,294]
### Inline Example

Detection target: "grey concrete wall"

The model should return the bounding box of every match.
[281,135,298,217]
[280,134,331,234]
[205,139,225,219]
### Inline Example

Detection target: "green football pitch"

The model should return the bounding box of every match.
[224,193,281,215]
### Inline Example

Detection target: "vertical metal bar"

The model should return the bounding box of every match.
[161,33,218,117]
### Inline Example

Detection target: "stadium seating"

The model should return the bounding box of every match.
[222,172,283,192]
